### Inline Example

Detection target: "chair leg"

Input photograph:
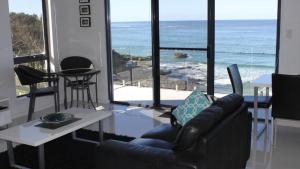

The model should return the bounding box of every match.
[54,94,58,113]
[56,80,60,112]
[272,118,277,146]
[87,89,91,109]
[70,88,74,108]
[57,89,60,112]
[82,81,85,108]
[28,94,36,122]
[76,87,79,108]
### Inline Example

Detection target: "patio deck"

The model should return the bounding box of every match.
[113,84,227,106]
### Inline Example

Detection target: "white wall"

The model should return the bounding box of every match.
[49,0,109,104]
[0,0,109,119]
[0,0,16,116]
[0,0,55,118]
[279,0,300,74]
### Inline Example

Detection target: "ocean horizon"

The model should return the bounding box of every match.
[111,20,276,94]
[112,19,276,22]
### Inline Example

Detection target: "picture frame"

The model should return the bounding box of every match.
[79,0,90,3]
[80,17,91,27]
[79,5,90,15]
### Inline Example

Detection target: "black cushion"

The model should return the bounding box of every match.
[15,65,47,85]
[131,138,173,150]
[141,124,181,143]
[173,94,244,151]
[60,56,93,70]
[272,74,300,120]
[243,96,272,108]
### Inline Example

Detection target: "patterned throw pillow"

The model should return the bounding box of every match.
[172,89,211,125]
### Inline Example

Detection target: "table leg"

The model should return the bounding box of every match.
[39,145,45,169]
[265,87,270,127]
[253,87,259,139]
[99,120,104,142]
[7,141,15,167]
[6,141,31,169]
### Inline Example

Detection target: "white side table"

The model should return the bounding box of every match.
[251,74,272,138]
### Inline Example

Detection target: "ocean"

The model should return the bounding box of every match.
[111,20,276,94]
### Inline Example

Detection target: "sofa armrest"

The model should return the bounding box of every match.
[199,104,251,169]
[95,140,199,169]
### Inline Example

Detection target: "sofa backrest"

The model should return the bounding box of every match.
[272,73,300,120]
[173,94,244,151]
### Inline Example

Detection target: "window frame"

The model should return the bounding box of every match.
[11,0,51,97]
[105,0,281,107]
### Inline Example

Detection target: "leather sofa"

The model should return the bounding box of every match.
[95,94,252,169]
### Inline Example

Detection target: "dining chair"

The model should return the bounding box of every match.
[272,73,300,144]
[227,64,272,109]
[227,64,272,137]
[14,65,60,121]
[60,56,98,108]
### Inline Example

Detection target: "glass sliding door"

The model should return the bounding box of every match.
[214,0,278,96]
[159,0,209,106]
[110,0,153,106]
[107,0,213,107]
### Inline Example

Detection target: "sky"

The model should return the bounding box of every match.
[8,0,278,21]
[9,0,43,15]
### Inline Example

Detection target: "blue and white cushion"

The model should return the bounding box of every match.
[172,89,211,125]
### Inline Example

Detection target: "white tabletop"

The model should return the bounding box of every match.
[251,74,272,88]
[0,108,112,147]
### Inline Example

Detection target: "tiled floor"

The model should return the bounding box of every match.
[1,104,300,169]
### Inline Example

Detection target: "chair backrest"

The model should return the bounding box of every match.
[60,56,93,70]
[272,73,300,120]
[14,65,45,85]
[227,64,243,96]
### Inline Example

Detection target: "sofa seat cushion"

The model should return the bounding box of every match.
[141,124,181,143]
[173,94,244,151]
[172,89,211,125]
[131,138,173,150]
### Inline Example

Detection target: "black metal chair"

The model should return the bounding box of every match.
[60,56,98,108]
[14,65,60,121]
[227,64,272,109]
